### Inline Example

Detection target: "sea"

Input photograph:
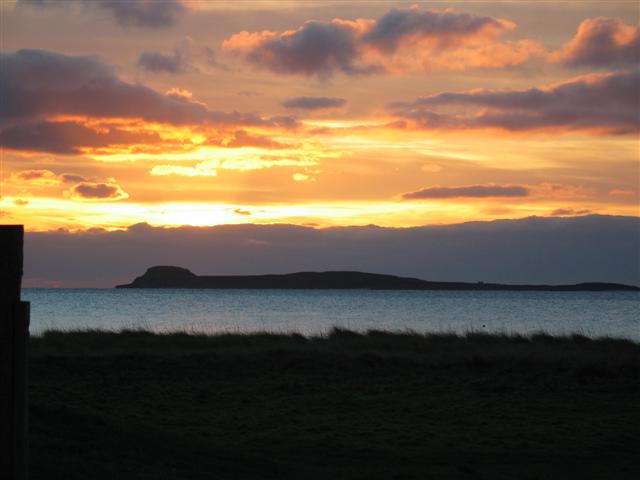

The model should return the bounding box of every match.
[22,288,640,341]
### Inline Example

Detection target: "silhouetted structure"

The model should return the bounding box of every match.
[117,265,640,291]
[1,226,29,480]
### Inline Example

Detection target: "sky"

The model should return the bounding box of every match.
[0,1,639,286]
[1,0,638,232]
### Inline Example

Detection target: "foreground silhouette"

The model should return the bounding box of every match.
[29,329,640,479]
[117,266,640,291]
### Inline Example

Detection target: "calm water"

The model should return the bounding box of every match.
[22,288,640,340]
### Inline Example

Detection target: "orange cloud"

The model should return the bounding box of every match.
[222,7,540,77]
[555,17,639,68]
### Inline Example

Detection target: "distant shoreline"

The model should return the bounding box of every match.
[116,265,640,291]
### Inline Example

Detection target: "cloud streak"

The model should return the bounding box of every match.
[403,184,529,199]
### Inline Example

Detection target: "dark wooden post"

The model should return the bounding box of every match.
[1,225,29,480]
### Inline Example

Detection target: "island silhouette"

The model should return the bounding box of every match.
[116,266,639,291]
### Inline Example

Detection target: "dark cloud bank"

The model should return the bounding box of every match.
[0,49,297,154]
[389,69,640,134]
[24,215,640,288]
[0,49,295,128]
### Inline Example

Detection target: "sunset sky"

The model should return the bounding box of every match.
[1,0,639,232]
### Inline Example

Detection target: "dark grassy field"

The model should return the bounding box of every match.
[29,328,640,479]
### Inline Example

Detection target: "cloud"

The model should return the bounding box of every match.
[11,169,86,185]
[0,49,296,155]
[282,97,347,110]
[137,39,228,75]
[389,69,640,134]
[149,165,218,177]
[293,173,311,182]
[223,18,375,78]
[137,50,186,74]
[60,174,87,183]
[23,216,640,287]
[551,208,591,216]
[97,0,186,28]
[609,189,635,197]
[0,49,295,129]
[222,7,542,77]
[557,17,640,68]
[361,7,514,53]
[403,184,529,200]
[65,182,129,201]
[150,153,317,177]
[20,0,187,28]
[221,130,287,149]
[165,88,193,100]
[0,120,164,154]
[12,169,59,184]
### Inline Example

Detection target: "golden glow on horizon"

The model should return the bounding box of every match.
[3,193,639,233]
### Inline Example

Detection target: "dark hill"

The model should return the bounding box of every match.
[116,266,640,291]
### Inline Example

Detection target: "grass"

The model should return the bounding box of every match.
[29,328,640,479]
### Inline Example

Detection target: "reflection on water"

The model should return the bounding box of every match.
[23,288,640,340]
